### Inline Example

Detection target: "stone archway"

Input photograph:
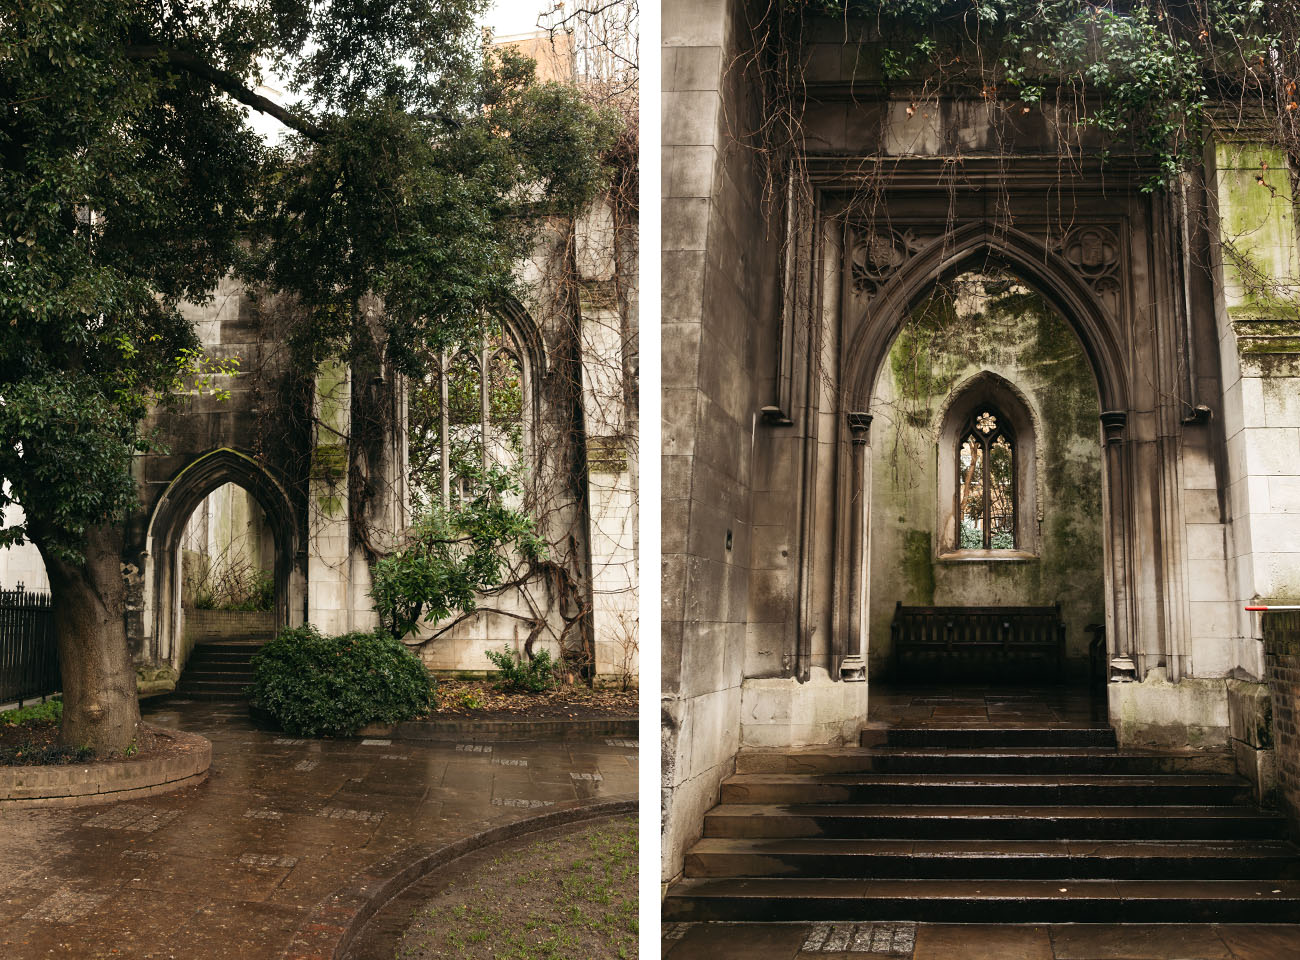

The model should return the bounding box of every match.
[834,227,1130,686]
[143,448,299,670]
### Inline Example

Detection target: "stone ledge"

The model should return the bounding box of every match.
[280,796,635,960]
[0,727,211,809]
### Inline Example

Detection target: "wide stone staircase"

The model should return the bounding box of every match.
[664,719,1300,922]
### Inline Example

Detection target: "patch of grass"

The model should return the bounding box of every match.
[0,698,62,727]
[393,816,637,959]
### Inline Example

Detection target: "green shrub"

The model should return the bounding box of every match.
[485,646,557,693]
[0,699,62,727]
[248,625,434,736]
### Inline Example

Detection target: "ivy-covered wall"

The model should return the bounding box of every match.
[867,272,1104,681]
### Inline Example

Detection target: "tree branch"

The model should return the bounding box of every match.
[126,45,327,143]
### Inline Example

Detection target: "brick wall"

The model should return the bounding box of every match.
[1264,611,1300,832]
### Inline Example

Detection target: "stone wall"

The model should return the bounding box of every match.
[1264,611,1300,832]
[662,0,777,883]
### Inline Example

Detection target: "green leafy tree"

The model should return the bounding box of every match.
[370,469,545,640]
[0,0,619,752]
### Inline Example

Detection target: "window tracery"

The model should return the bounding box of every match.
[957,406,1017,550]
[409,319,528,515]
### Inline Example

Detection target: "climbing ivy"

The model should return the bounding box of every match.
[772,0,1294,190]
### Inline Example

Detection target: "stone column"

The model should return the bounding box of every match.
[1100,410,1135,679]
[840,411,872,681]
[307,358,351,635]
[575,198,637,681]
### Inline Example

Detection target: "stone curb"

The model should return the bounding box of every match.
[0,727,212,808]
[362,716,638,741]
[280,795,636,960]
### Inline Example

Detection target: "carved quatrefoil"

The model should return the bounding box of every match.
[1053,225,1122,315]
[849,226,926,295]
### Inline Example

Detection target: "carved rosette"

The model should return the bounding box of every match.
[1054,225,1122,315]
[849,226,926,296]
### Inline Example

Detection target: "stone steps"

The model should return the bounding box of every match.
[667,720,1300,923]
[720,772,1249,806]
[176,638,268,700]
[662,877,1300,923]
[702,802,1286,841]
[685,837,1300,880]
[734,747,1236,776]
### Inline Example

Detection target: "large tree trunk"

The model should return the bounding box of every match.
[37,524,140,753]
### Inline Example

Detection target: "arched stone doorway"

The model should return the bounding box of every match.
[143,448,300,671]
[853,267,1106,684]
[834,227,1132,689]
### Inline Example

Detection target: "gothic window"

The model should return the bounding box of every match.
[957,406,1016,550]
[409,318,528,515]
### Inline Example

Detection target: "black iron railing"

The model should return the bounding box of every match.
[0,587,60,705]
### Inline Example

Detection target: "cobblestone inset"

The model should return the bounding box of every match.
[570,771,604,781]
[605,739,638,747]
[293,759,319,772]
[493,757,528,767]
[238,853,299,868]
[242,808,283,820]
[22,890,106,923]
[361,739,392,746]
[318,806,385,822]
[83,806,181,833]
[803,922,917,954]
[491,798,555,808]
[456,744,492,753]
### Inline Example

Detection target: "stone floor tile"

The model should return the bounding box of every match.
[913,924,1053,960]
[1214,924,1300,960]
[665,922,808,958]
[1050,923,1233,958]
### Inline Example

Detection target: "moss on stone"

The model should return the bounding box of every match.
[902,529,935,604]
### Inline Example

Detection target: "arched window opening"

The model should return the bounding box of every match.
[957,407,1017,550]
[409,317,529,516]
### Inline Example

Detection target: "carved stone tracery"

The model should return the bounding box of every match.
[1053,225,1122,315]
[849,225,926,295]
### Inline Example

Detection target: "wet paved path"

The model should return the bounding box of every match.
[0,699,636,958]
[663,919,1300,958]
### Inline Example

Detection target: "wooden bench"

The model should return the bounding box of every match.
[890,602,1066,683]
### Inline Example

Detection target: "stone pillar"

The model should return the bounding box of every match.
[575,198,638,681]
[1205,125,1300,676]
[1100,411,1135,678]
[307,358,351,635]
[840,411,872,682]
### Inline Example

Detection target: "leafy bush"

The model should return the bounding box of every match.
[0,698,62,727]
[370,469,544,640]
[248,625,434,736]
[485,646,557,693]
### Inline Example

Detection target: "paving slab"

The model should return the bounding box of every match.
[662,923,1300,959]
[0,700,635,959]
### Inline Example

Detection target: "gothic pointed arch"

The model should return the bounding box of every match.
[843,222,1129,414]
[144,448,299,663]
